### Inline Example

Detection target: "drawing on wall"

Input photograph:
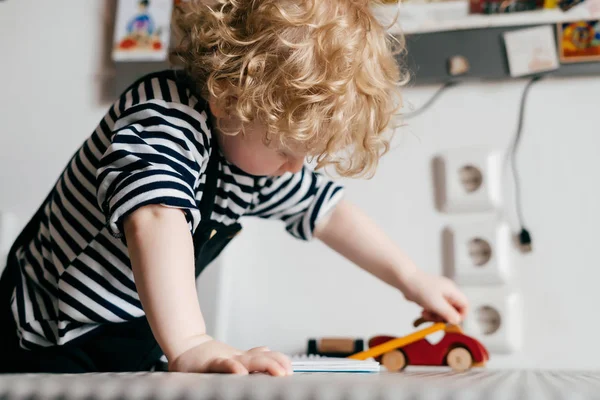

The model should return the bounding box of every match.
[503,25,559,77]
[558,20,600,63]
[112,0,173,62]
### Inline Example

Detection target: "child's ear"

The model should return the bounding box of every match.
[209,95,238,119]
[209,98,227,118]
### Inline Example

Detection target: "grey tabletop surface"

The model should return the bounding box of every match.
[1,369,600,400]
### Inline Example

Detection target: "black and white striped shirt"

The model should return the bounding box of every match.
[11,70,344,349]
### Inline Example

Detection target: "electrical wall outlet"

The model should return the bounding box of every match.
[443,220,511,286]
[432,148,503,213]
[461,288,521,354]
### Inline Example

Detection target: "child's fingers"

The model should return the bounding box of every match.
[247,346,270,353]
[245,348,292,375]
[421,310,444,322]
[206,358,249,375]
[432,298,462,325]
[264,351,293,375]
[446,288,470,318]
[239,354,287,377]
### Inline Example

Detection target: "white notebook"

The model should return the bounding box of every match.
[290,355,380,373]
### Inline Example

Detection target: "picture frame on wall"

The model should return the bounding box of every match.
[557,19,600,63]
[112,0,173,62]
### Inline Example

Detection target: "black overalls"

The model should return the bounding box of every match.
[0,137,241,373]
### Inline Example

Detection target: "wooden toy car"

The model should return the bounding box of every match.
[348,318,489,372]
[307,337,365,358]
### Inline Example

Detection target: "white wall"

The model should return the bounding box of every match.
[0,0,111,217]
[2,0,600,370]
[221,77,600,369]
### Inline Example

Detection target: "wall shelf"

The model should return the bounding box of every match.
[373,2,600,84]
[401,22,600,85]
[372,1,599,34]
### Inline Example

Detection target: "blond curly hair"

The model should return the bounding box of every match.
[171,0,407,178]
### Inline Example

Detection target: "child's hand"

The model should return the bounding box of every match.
[169,337,293,376]
[401,269,469,325]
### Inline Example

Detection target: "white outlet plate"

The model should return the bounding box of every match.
[461,288,521,354]
[433,148,503,213]
[443,220,511,286]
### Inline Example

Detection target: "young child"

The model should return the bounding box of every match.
[0,0,468,375]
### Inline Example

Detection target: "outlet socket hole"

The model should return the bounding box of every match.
[459,165,483,193]
[468,238,492,266]
[476,306,501,335]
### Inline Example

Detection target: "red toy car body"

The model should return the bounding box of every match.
[367,324,489,371]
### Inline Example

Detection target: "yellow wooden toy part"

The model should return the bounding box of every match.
[348,322,446,361]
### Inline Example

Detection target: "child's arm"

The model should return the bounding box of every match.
[314,200,468,324]
[124,204,292,376]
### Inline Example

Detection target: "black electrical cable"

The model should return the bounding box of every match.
[509,75,543,252]
[403,77,540,251]
[403,81,459,120]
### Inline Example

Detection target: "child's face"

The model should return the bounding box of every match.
[210,101,305,177]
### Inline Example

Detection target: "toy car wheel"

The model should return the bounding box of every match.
[307,339,318,355]
[446,347,472,372]
[381,350,407,372]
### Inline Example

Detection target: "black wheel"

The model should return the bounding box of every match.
[307,339,318,355]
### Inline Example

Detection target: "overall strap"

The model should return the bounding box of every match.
[198,134,221,222]
[172,68,221,224]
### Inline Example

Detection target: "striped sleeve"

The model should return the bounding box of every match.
[246,167,344,240]
[96,101,210,237]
